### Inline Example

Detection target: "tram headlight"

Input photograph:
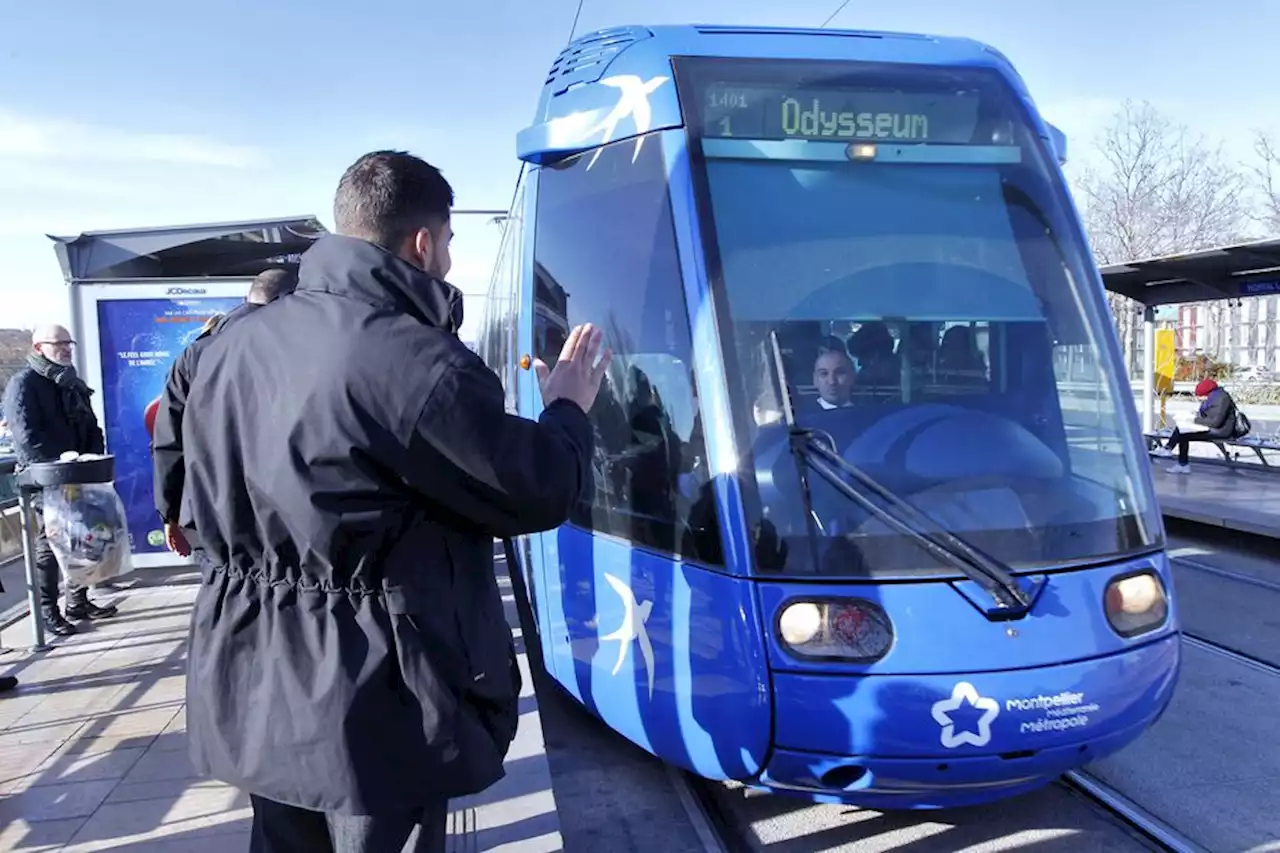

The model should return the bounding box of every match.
[776,599,894,662]
[779,602,822,645]
[1103,571,1169,638]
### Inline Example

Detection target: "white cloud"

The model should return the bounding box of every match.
[0,164,140,202]
[0,108,266,168]
[0,108,508,332]
[0,110,286,329]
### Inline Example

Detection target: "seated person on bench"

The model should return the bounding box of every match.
[1153,379,1248,474]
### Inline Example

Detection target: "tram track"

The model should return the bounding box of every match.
[1171,554,1280,596]
[1061,770,1211,853]
[668,767,753,853]
[1059,618,1280,852]
[1181,631,1280,679]
[673,764,1201,853]
[1171,554,1280,672]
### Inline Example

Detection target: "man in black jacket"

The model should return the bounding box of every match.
[2,324,119,636]
[151,268,297,558]
[179,150,609,853]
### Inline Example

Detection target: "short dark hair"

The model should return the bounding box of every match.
[333,150,455,250]
[247,268,298,304]
[817,335,851,358]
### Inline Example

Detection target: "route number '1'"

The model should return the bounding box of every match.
[718,116,732,136]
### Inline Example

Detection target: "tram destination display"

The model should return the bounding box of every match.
[697,82,983,144]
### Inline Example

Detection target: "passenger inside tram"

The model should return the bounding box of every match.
[846,320,900,391]
[755,320,995,420]
[937,325,989,387]
[905,323,937,377]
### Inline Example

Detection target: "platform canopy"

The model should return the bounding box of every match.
[1100,238,1280,307]
[49,215,328,283]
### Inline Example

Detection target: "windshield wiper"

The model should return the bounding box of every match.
[767,331,1041,620]
[797,432,1040,618]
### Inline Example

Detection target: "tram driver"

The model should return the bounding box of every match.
[805,336,856,413]
[751,334,857,424]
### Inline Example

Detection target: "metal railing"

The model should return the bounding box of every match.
[0,455,48,650]
[1,455,17,569]
[1,455,15,509]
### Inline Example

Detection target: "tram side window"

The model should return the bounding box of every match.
[532,133,723,565]
[480,223,512,380]
[485,180,525,414]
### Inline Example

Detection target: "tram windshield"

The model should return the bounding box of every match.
[676,57,1162,577]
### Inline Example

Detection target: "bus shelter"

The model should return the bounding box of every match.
[48,215,327,568]
[1098,237,1280,434]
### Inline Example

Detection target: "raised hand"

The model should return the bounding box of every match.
[533,323,612,414]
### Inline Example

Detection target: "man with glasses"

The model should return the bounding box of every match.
[2,324,119,637]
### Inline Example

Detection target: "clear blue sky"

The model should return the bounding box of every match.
[2,0,1278,341]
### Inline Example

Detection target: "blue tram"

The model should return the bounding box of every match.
[477,23,1179,809]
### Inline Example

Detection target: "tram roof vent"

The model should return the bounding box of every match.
[692,25,932,41]
[544,26,651,96]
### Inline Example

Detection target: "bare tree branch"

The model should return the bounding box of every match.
[1073,100,1251,266]
[1250,131,1280,232]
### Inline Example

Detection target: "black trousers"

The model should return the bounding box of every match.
[1164,428,1220,465]
[249,795,448,853]
[32,508,88,620]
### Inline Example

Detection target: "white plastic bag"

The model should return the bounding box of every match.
[41,454,133,589]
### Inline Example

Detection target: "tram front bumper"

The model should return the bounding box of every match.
[756,718,1158,809]
[758,633,1179,809]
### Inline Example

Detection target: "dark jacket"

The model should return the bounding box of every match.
[2,365,105,469]
[179,235,593,815]
[1194,388,1240,439]
[151,301,261,523]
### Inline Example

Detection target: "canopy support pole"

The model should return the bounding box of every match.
[1141,306,1155,434]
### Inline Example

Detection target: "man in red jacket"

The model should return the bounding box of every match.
[1152,378,1247,473]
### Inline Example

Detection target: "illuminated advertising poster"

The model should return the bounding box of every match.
[95,297,242,556]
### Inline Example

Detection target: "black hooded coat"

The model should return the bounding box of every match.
[179,235,593,813]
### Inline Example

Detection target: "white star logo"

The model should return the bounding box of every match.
[600,572,655,699]
[930,682,1000,748]
[584,74,669,169]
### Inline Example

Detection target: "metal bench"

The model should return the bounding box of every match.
[1144,426,1280,466]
